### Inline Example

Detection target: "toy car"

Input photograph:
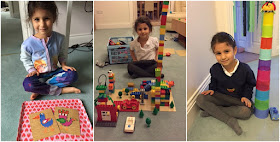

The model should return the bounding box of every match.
[124,116,135,132]
[121,99,139,110]
[269,107,279,121]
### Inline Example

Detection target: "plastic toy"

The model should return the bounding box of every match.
[125,88,130,95]
[170,101,174,108]
[269,107,279,121]
[118,91,122,98]
[114,98,140,112]
[139,110,144,118]
[146,118,151,127]
[124,116,135,133]
[108,70,115,93]
[152,107,158,115]
[254,1,276,119]
[166,52,171,56]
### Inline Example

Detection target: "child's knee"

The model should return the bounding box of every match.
[239,106,252,119]
[23,77,35,92]
[196,94,207,106]
[66,70,78,83]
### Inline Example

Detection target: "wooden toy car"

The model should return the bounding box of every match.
[124,116,135,132]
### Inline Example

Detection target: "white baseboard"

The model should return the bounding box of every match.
[187,74,211,131]
[69,34,93,47]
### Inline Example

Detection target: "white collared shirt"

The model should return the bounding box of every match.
[221,59,240,77]
[130,36,158,61]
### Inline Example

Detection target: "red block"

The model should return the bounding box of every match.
[161,15,167,25]
[161,89,166,95]
[159,43,164,46]
[163,4,168,9]
[260,38,273,49]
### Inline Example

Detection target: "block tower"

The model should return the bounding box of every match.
[151,1,169,110]
[108,70,115,93]
[254,2,276,119]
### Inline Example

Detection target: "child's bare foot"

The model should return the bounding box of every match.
[62,87,81,94]
[30,93,39,101]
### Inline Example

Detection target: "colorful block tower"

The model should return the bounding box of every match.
[151,1,169,110]
[254,2,276,119]
[108,70,115,93]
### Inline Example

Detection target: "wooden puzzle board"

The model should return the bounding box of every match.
[29,109,60,141]
[108,89,176,112]
[17,99,93,141]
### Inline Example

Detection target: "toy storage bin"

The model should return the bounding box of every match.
[107,36,134,64]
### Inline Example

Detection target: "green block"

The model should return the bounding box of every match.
[161,86,168,89]
[156,81,160,86]
[163,1,169,5]
[158,55,163,58]
[160,25,166,29]
[109,77,114,79]
[259,49,272,61]
[262,25,273,38]
[151,86,155,90]
[96,85,107,90]
[155,68,161,77]
[255,99,269,110]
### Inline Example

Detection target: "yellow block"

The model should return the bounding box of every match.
[161,99,169,103]
[159,40,164,44]
[160,28,166,35]
[155,102,160,105]
[155,93,161,96]
[157,60,162,63]
[155,87,161,91]
[162,8,168,12]
[99,90,105,93]
[160,95,165,98]
[158,46,164,52]
[263,13,274,26]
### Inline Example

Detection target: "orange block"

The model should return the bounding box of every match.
[260,38,273,49]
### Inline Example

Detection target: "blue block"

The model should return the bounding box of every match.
[160,35,165,41]
[158,56,163,60]
[162,12,167,15]
[255,90,269,101]
[254,108,269,119]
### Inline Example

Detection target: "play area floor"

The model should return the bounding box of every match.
[94,26,186,141]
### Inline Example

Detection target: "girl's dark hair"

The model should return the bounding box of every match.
[134,16,152,32]
[211,32,236,52]
[28,1,58,22]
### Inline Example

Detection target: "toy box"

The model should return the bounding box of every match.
[107,36,134,64]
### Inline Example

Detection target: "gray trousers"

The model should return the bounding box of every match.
[196,92,253,123]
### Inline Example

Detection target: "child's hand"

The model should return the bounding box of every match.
[62,65,76,71]
[26,71,39,77]
[241,97,252,107]
[201,90,214,95]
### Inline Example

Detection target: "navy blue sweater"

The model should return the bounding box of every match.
[209,62,256,100]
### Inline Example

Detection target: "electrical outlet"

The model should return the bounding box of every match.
[97,11,103,14]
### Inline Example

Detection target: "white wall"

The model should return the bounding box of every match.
[187,1,218,131]
[214,1,234,35]
[94,1,135,29]
[54,1,93,45]
[271,1,279,56]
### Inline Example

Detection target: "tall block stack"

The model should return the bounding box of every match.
[254,2,276,119]
[108,70,115,93]
[151,1,169,110]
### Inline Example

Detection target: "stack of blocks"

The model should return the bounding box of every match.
[108,71,115,93]
[151,1,169,110]
[254,2,276,119]
[96,85,107,101]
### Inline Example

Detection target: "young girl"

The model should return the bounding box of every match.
[128,16,164,78]
[20,1,81,101]
[196,32,256,135]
